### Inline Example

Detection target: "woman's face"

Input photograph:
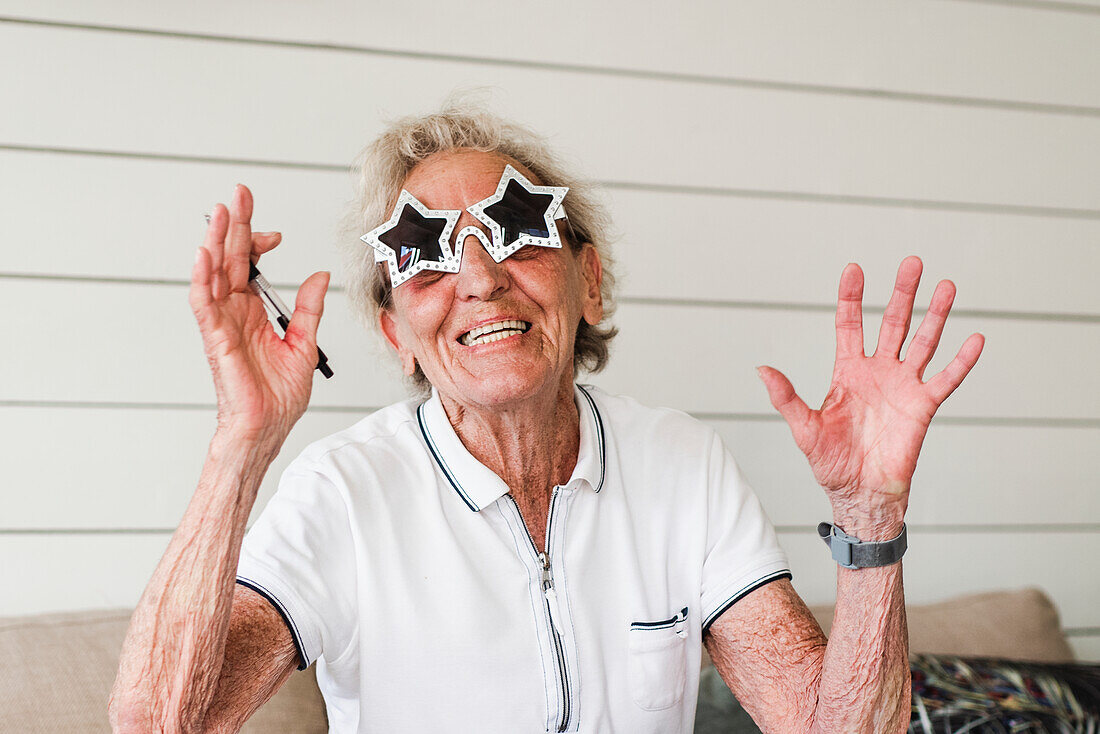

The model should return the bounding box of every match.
[379,149,604,410]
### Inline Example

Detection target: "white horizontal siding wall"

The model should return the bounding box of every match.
[1,1,1097,661]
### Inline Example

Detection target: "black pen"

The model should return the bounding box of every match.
[248,261,334,379]
[204,215,333,378]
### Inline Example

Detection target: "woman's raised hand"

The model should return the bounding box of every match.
[190,184,330,446]
[757,256,984,538]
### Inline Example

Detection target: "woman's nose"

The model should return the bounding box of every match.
[455,232,509,301]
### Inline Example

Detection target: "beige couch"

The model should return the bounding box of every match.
[0,588,1074,732]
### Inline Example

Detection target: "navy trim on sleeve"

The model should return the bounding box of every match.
[235,577,310,671]
[702,570,793,632]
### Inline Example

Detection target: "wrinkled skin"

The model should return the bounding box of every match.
[758,257,985,538]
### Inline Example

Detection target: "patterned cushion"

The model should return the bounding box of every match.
[909,655,1100,733]
[695,657,1100,734]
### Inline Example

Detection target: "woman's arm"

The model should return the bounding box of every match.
[109,432,286,732]
[704,580,826,731]
[816,552,910,731]
[109,185,328,732]
[706,257,982,733]
[200,585,302,733]
[706,568,908,733]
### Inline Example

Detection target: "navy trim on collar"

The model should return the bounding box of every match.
[417,384,608,511]
[416,404,479,512]
[576,384,606,493]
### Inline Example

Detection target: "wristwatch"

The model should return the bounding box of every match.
[817,522,907,569]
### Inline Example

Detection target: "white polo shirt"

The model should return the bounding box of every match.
[237,384,790,733]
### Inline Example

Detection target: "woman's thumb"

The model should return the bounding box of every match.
[286,271,330,347]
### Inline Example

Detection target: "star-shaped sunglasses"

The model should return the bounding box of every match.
[361,165,569,288]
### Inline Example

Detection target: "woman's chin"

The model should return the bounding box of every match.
[445,363,567,410]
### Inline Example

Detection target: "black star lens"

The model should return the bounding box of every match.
[482,180,554,249]
[378,204,450,272]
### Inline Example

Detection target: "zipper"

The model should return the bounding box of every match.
[540,550,571,732]
[505,490,573,732]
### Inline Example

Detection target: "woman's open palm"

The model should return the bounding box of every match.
[758,257,984,521]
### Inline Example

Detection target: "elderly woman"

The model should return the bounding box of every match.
[110,106,983,733]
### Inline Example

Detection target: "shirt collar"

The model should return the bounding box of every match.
[416,384,606,512]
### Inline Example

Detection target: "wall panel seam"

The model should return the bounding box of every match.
[5,144,1100,222]
[2,400,1098,428]
[775,524,1100,533]
[950,0,1100,16]
[2,16,1100,118]
[3,272,1099,324]
[3,525,1099,534]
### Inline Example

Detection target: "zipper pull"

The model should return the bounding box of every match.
[539,552,552,591]
[539,552,562,633]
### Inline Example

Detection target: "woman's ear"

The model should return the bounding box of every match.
[579,244,604,326]
[378,308,418,377]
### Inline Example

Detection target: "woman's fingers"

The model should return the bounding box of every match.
[204,204,230,301]
[285,271,331,352]
[251,231,282,257]
[757,365,815,450]
[203,188,277,299]
[189,245,213,317]
[874,256,922,358]
[925,333,985,405]
[225,184,255,294]
[834,263,865,360]
[904,279,956,378]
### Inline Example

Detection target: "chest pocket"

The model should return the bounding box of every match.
[627,607,689,711]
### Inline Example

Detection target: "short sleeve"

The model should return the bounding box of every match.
[236,465,357,670]
[699,430,791,631]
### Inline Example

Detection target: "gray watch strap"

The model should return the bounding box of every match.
[817,522,907,569]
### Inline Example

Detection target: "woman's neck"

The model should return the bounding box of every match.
[440,374,580,502]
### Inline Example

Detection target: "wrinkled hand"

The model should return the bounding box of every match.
[758,256,984,538]
[190,184,330,445]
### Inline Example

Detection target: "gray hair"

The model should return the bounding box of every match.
[340,100,618,393]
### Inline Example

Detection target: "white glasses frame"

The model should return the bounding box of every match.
[361,165,569,288]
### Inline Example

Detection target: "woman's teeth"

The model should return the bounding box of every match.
[460,319,530,346]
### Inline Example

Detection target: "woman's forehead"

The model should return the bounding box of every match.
[402,149,540,209]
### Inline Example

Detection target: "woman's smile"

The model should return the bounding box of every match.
[457,318,531,347]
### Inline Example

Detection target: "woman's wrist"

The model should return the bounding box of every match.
[830,489,908,541]
[213,415,291,455]
[206,427,283,497]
